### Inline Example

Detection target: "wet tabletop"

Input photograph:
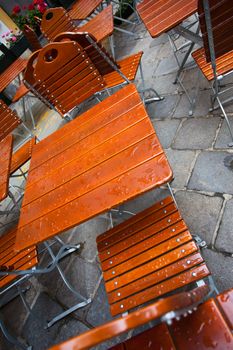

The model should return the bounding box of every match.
[0,134,13,202]
[15,84,172,252]
[137,0,197,38]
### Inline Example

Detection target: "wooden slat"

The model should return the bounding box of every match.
[110,264,210,316]
[0,134,13,201]
[137,0,197,38]
[0,58,27,92]
[68,0,103,20]
[15,84,172,252]
[216,289,233,331]
[192,47,233,81]
[0,227,37,289]
[104,52,143,89]
[0,100,22,142]
[10,137,36,174]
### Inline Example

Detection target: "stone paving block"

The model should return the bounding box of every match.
[173,90,212,118]
[147,94,180,119]
[178,67,210,92]
[215,199,233,253]
[214,116,233,149]
[54,319,89,345]
[202,249,233,292]
[149,33,168,47]
[188,151,233,194]
[22,292,65,350]
[150,73,180,95]
[56,257,101,306]
[165,149,196,188]
[155,55,179,76]
[172,117,220,149]
[152,118,181,149]
[175,191,223,245]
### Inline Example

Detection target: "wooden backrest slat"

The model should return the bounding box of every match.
[23,41,106,115]
[0,100,21,142]
[198,0,233,62]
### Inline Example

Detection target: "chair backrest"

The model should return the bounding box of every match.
[23,40,106,116]
[54,31,120,77]
[23,24,42,52]
[48,285,209,350]
[0,100,22,142]
[68,0,103,20]
[40,7,76,42]
[198,0,233,62]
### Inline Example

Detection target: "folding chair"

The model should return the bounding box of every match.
[22,39,106,120]
[136,0,201,85]
[47,195,224,350]
[40,6,114,50]
[54,31,163,104]
[191,0,233,147]
[49,286,233,349]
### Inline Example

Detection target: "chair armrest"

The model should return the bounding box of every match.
[48,285,209,350]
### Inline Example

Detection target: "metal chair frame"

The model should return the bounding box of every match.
[0,236,91,349]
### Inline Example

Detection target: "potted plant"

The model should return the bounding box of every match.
[11,0,48,31]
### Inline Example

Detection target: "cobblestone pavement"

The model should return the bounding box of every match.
[1,13,233,350]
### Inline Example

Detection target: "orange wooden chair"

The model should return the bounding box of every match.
[48,286,233,350]
[22,39,106,120]
[40,6,114,45]
[191,0,233,147]
[55,31,163,104]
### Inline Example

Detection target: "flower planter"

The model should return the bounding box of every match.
[10,35,30,57]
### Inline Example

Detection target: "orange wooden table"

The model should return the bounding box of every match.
[14,84,173,252]
[0,135,13,202]
[0,58,28,93]
[137,0,198,38]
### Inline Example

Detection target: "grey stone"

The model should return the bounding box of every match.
[55,319,89,345]
[149,34,168,47]
[178,67,210,92]
[150,73,180,95]
[152,118,181,148]
[202,249,233,292]
[175,191,223,245]
[86,281,111,326]
[22,292,65,350]
[214,116,233,149]
[56,257,101,306]
[165,149,196,188]
[215,199,233,253]
[147,94,180,119]
[172,117,220,149]
[155,55,179,76]
[173,90,212,118]
[188,151,233,194]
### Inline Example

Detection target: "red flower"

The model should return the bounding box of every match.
[23,5,27,9]
[12,5,21,14]
[28,3,35,10]
[37,3,47,13]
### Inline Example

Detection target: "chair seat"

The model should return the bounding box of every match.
[0,227,37,289]
[136,0,197,38]
[97,195,210,317]
[10,137,36,175]
[69,0,103,20]
[78,5,114,42]
[104,52,143,89]
[110,290,233,350]
[192,47,233,81]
